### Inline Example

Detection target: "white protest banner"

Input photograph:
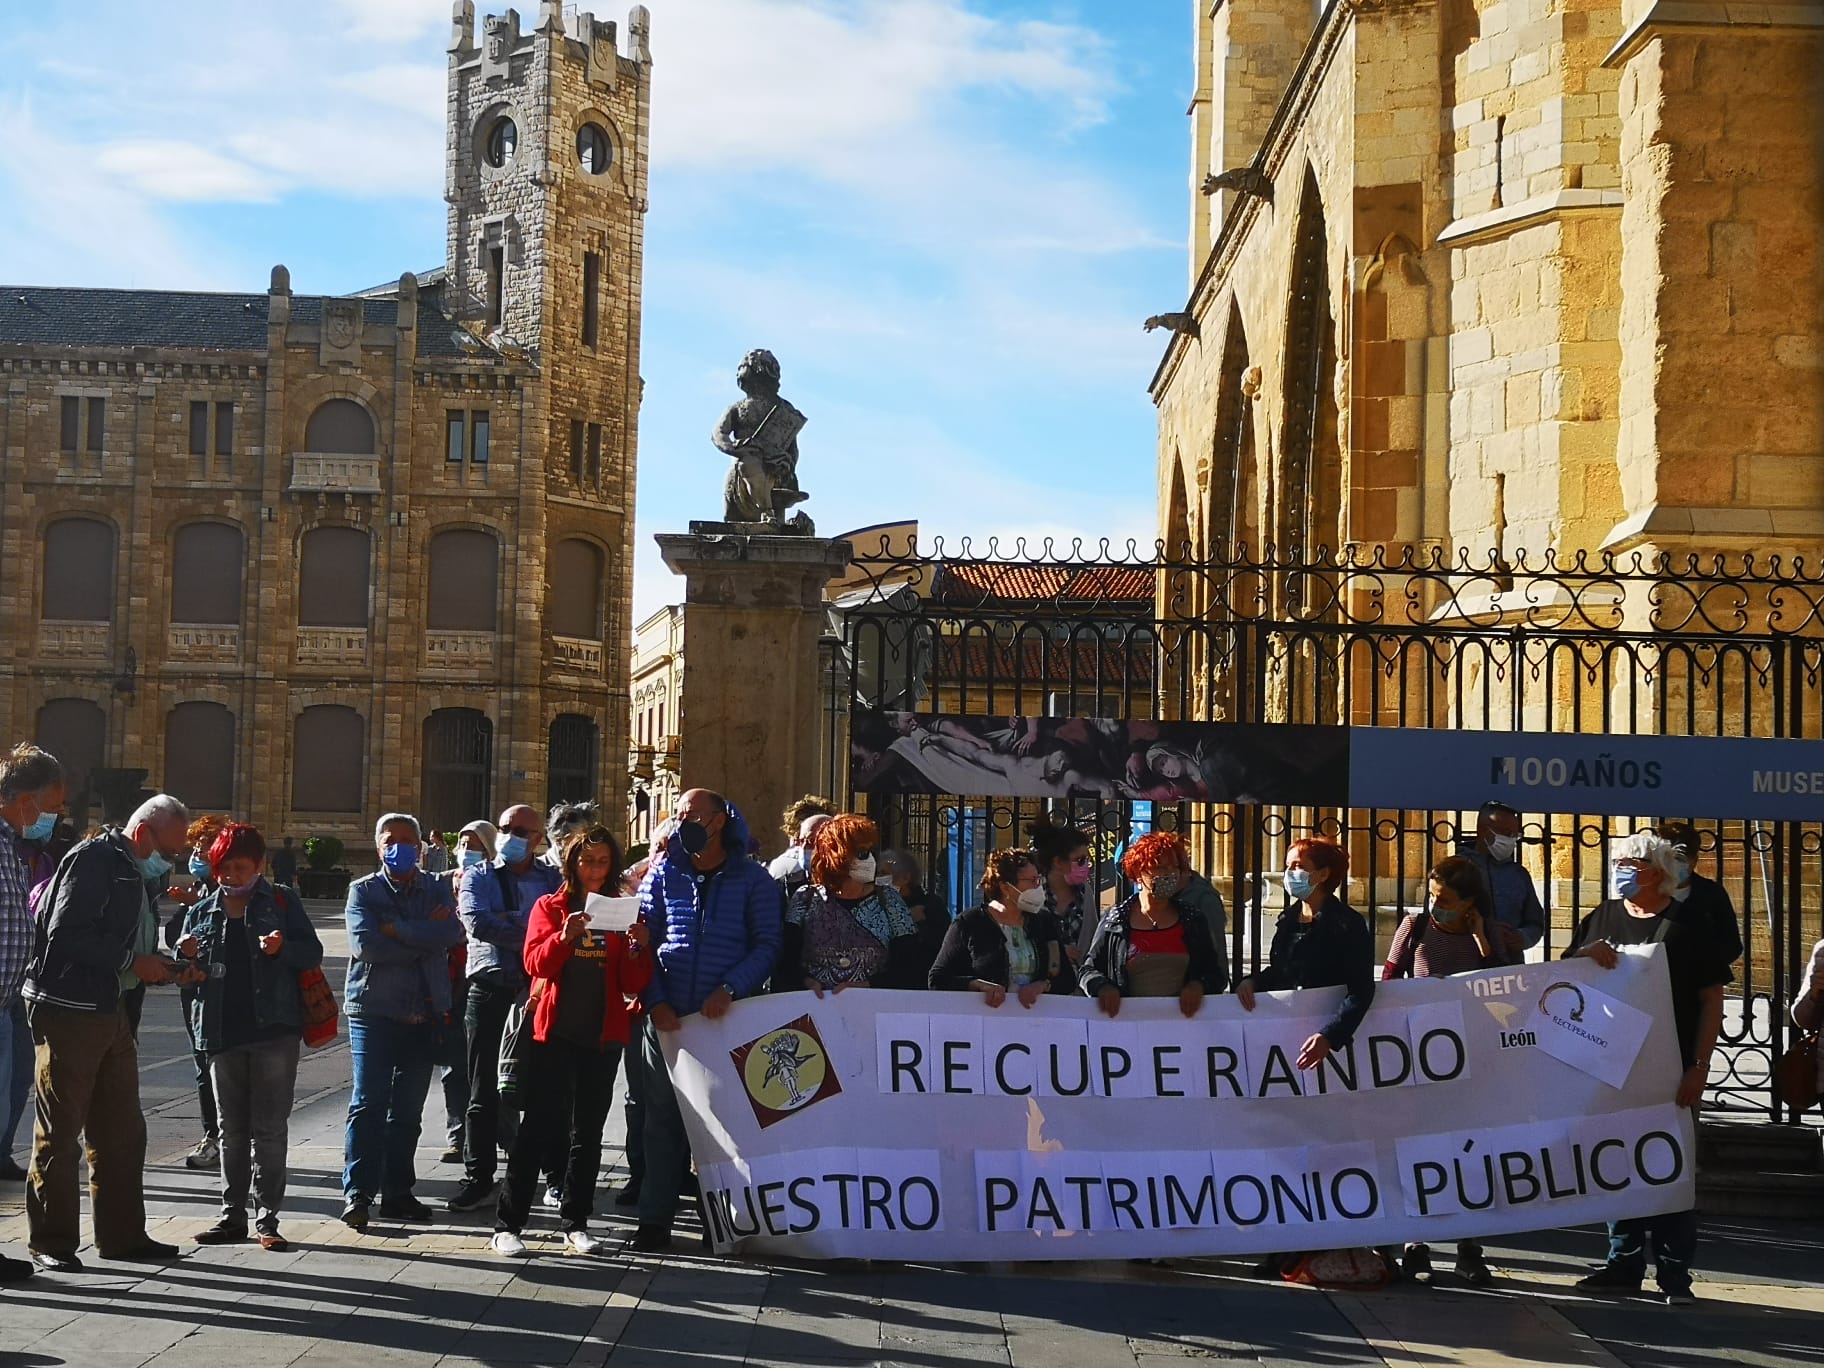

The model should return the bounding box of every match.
[663,948,1694,1261]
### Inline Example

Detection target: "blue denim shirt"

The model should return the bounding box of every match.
[1465,847,1546,950]
[457,857,562,991]
[343,870,464,1022]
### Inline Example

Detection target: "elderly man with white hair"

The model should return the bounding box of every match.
[1564,829,1730,1306]
[22,792,198,1272]
[339,812,464,1232]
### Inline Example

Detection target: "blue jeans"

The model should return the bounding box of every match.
[1,999,32,1159]
[343,1016,439,1203]
[637,1017,695,1230]
[1605,1208,1699,1293]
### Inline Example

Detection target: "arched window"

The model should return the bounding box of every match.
[35,698,106,814]
[547,538,605,639]
[42,518,115,621]
[170,522,244,625]
[305,399,376,454]
[427,529,500,632]
[547,714,599,808]
[164,702,236,811]
[292,706,365,812]
[298,527,372,627]
[421,709,493,835]
[1280,169,1340,560]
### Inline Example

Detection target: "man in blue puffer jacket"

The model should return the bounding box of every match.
[632,789,781,1251]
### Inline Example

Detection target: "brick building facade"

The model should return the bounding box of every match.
[0,3,652,854]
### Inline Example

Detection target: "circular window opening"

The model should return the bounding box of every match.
[484,117,518,169]
[577,123,613,175]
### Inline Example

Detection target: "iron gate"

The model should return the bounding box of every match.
[824,537,1824,1120]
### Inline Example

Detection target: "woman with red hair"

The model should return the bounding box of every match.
[175,823,324,1250]
[777,814,922,993]
[1081,832,1227,1018]
[1236,836,1374,1069]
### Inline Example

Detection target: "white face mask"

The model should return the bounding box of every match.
[847,855,877,884]
[1486,834,1519,862]
[1015,885,1047,916]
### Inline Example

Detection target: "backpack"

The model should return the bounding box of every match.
[1282,1247,1391,1289]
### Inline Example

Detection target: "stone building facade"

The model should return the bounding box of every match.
[1154,0,1821,579]
[627,602,683,850]
[0,3,653,853]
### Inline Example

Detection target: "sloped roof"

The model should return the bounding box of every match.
[0,284,493,362]
[931,563,1155,606]
[936,637,1154,684]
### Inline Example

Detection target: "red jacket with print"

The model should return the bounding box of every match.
[523,890,652,1047]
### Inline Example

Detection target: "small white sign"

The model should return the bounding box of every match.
[584,893,640,933]
[1525,977,1653,1090]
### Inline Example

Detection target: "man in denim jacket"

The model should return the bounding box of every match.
[631,790,781,1251]
[340,813,463,1230]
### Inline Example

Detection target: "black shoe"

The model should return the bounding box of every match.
[378,1195,434,1222]
[613,1182,641,1208]
[192,1221,249,1246]
[0,1253,33,1282]
[446,1179,497,1212]
[31,1250,81,1273]
[1454,1252,1495,1287]
[0,1158,28,1182]
[340,1199,370,1232]
[1664,1288,1696,1306]
[102,1240,181,1262]
[630,1224,673,1253]
[1576,1265,1643,1294]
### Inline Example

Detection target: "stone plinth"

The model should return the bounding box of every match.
[656,530,853,856]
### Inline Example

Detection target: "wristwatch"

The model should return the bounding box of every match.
[719,983,737,1000]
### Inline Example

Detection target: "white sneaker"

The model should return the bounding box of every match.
[542,1184,564,1209]
[565,1229,604,1256]
[184,1138,219,1170]
[490,1231,529,1258]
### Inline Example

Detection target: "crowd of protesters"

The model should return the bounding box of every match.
[0,744,1807,1307]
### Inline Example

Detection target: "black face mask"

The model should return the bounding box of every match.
[678,819,711,856]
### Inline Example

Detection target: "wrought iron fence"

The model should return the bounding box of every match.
[823,536,1824,1121]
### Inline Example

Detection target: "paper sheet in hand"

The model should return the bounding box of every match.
[585,894,640,933]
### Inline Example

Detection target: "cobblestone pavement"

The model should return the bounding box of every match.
[2,907,1820,1368]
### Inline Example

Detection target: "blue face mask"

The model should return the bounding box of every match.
[136,850,172,882]
[188,854,212,880]
[459,847,488,869]
[497,834,530,866]
[1283,868,1314,901]
[1612,864,1643,900]
[22,811,57,842]
[382,842,420,876]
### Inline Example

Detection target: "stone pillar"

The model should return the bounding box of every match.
[656,527,852,863]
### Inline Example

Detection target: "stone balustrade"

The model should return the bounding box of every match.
[289,452,383,493]
[551,635,604,673]
[167,625,241,661]
[425,630,496,668]
[36,620,111,658]
[295,626,371,666]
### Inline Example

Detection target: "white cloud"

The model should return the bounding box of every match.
[93,139,279,203]
[326,0,453,43]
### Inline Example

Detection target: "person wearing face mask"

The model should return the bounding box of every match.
[439,819,497,1164]
[1028,822,1097,964]
[1380,856,1511,1286]
[928,848,1077,1006]
[449,805,563,1214]
[175,823,322,1250]
[340,812,465,1231]
[633,789,783,1251]
[877,848,949,985]
[769,810,833,900]
[1564,831,1729,1305]
[163,814,226,1175]
[1083,832,1228,1019]
[777,815,922,996]
[23,792,200,1272]
[1459,800,1546,953]
[0,745,64,1278]
[1657,822,1744,967]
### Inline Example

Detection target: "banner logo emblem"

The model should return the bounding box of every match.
[731,1014,842,1127]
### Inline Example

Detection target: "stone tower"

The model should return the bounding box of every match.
[445,0,652,805]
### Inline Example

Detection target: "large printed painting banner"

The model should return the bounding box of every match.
[663,951,1694,1261]
[854,711,1824,820]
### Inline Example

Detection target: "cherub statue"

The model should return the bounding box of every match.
[713,349,810,528]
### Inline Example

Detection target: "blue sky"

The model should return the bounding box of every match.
[0,0,1191,622]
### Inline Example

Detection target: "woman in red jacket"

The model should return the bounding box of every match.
[491,826,650,1258]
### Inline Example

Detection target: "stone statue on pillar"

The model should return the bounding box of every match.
[712,349,813,533]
